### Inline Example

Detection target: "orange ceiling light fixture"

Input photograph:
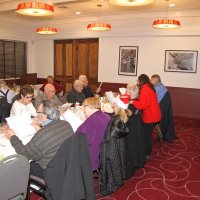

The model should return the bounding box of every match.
[152,19,181,29]
[16,2,54,16]
[87,23,112,32]
[152,0,181,29]
[109,0,154,6]
[36,27,58,34]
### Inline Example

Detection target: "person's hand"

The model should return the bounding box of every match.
[96,87,101,94]
[31,121,42,132]
[94,94,100,98]
[5,129,15,140]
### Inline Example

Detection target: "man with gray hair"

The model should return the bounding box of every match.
[5,99,74,178]
[79,75,101,98]
[67,80,86,105]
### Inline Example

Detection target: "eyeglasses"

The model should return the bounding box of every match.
[25,95,34,99]
[37,111,44,114]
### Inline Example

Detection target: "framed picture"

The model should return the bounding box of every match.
[118,46,138,76]
[164,50,198,73]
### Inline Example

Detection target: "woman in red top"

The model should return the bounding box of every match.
[131,74,161,157]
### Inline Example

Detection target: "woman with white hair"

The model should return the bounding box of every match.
[67,80,86,105]
[126,82,139,100]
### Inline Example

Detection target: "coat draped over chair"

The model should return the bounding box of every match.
[125,114,146,179]
[44,134,96,200]
[159,91,177,141]
[99,117,129,196]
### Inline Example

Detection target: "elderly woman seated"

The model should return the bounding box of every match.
[10,84,37,117]
[67,80,86,105]
[76,97,111,171]
[126,82,139,100]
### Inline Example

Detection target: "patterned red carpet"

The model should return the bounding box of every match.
[31,117,200,200]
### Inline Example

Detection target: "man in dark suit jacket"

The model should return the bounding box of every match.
[79,75,101,98]
[67,80,86,105]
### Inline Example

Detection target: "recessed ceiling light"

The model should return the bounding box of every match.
[75,11,81,15]
[169,3,176,7]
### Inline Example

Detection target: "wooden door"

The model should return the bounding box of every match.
[54,38,99,93]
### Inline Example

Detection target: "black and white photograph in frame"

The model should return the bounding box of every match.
[118,46,138,76]
[164,50,198,73]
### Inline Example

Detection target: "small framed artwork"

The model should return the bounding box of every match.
[118,46,138,76]
[164,50,198,73]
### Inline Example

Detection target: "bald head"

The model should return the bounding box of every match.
[44,83,56,99]
[79,75,88,86]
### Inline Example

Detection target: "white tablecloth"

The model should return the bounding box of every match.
[0,134,34,160]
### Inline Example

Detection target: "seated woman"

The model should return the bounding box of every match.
[10,85,36,117]
[76,97,111,171]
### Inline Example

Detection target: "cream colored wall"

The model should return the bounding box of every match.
[98,36,200,89]
[1,11,200,88]
[0,17,36,75]
[33,40,54,78]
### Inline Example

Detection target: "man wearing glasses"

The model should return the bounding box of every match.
[35,83,62,110]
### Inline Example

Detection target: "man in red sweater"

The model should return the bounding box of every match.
[40,75,63,95]
[131,74,161,157]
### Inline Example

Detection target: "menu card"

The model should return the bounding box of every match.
[6,113,36,140]
[60,109,84,132]
[105,91,115,105]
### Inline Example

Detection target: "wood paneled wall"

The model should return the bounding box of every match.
[54,38,99,93]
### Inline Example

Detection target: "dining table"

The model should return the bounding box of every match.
[0,96,114,160]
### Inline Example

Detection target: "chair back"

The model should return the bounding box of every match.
[0,154,30,200]
[0,96,10,122]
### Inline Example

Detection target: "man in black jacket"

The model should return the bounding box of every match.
[79,75,101,98]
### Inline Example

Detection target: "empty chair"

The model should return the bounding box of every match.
[0,154,30,200]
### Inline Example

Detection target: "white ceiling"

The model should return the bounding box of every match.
[0,0,200,22]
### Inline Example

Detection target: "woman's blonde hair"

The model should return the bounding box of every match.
[115,107,132,123]
[83,97,101,109]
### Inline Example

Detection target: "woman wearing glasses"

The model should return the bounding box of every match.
[76,97,111,171]
[10,85,36,117]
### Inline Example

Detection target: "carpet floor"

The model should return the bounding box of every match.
[31,117,200,200]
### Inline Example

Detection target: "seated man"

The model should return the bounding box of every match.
[151,74,177,141]
[0,80,16,104]
[40,75,63,95]
[79,75,101,98]
[5,99,74,178]
[151,74,168,103]
[35,83,62,109]
[67,80,86,105]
